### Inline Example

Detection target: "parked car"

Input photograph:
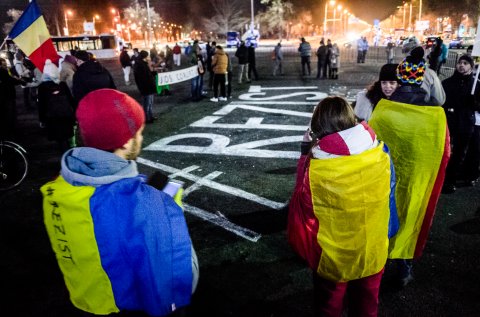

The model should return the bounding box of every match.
[448,36,475,49]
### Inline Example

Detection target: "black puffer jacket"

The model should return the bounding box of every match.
[133,59,157,96]
[442,71,480,136]
[72,60,116,103]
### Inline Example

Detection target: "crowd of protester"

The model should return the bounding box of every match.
[0,37,478,317]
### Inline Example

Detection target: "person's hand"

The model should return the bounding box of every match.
[303,128,312,142]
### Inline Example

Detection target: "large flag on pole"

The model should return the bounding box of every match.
[8,0,59,71]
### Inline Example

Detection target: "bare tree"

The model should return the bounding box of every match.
[201,0,249,39]
[3,9,23,37]
[124,0,161,46]
[258,0,294,39]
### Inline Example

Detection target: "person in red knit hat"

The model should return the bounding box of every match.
[41,89,198,316]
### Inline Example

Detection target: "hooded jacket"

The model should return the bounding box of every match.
[41,147,194,316]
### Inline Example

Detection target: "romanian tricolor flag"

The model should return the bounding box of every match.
[8,0,59,71]
[288,141,398,282]
[369,99,450,259]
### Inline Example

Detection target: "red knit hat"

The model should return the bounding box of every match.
[77,89,145,151]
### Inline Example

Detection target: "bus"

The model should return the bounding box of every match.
[51,34,119,59]
[2,34,120,61]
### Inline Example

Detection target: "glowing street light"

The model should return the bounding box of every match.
[324,0,336,36]
[64,9,73,36]
[93,14,100,35]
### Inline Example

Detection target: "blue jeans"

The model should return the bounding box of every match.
[191,76,204,100]
[142,94,154,121]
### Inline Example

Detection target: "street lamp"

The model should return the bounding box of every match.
[93,14,100,35]
[111,8,124,39]
[324,0,336,36]
[250,0,255,31]
[145,0,152,48]
[64,9,73,36]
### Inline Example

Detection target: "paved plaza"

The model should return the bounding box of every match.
[1,46,479,316]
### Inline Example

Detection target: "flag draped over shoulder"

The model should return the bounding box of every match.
[8,0,59,71]
[288,142,397,282]
[369,99,450,260]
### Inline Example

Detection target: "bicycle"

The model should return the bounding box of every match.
[0,140,28,191]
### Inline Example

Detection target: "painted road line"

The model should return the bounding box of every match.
[239,91,328,101]
[190,116,308,131]
[182,171,223,196]
[143,134,302,159]
[183,203,262,242]
[229,101,318,105]
[249,85,319,92]
[137,157,286,209]
[213,104,313,117]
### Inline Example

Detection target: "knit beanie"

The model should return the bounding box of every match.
[76,89,145,151]
[379,63,398,81]
[397,46,425,85]
[458,54,474,68]
[42,59,60,83]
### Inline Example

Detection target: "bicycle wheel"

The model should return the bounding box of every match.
[0,141,28,191]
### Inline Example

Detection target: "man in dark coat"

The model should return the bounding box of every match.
[72,50,116,104]
[235,41,250,84]
[441,54,480,193]
[133,50,157,124]
[119,47,132,85]
[316,39,328,79]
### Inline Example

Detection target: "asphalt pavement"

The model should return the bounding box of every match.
[1,47,479,317]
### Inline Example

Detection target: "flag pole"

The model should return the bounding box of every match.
[0,38,7,51]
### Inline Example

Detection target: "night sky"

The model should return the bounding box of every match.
[0,0,410,35]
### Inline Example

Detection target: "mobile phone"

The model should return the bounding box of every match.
[162,180,184,197]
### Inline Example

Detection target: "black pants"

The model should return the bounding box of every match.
[301,56,311,75]
[445,130,474,185]
[213,73,226,98]
[463,125,480,182]
[248,62,259,80]
[316,61,327,78]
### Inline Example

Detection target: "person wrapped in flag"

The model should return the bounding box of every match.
[369,47,450,288]
[41,90,198,316]
[288,96,399,317]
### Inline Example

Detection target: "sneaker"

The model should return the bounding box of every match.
[219,97,227,101]
[210,97,218,102]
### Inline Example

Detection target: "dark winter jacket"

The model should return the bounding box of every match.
[119,50,132,68]
[316,45,329,62]
[72,60,116,103]
[133,59,157,96]
[442,71,480,136]
[390,85,437,106]
[38,81,75,141]
[235,44,249,64]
